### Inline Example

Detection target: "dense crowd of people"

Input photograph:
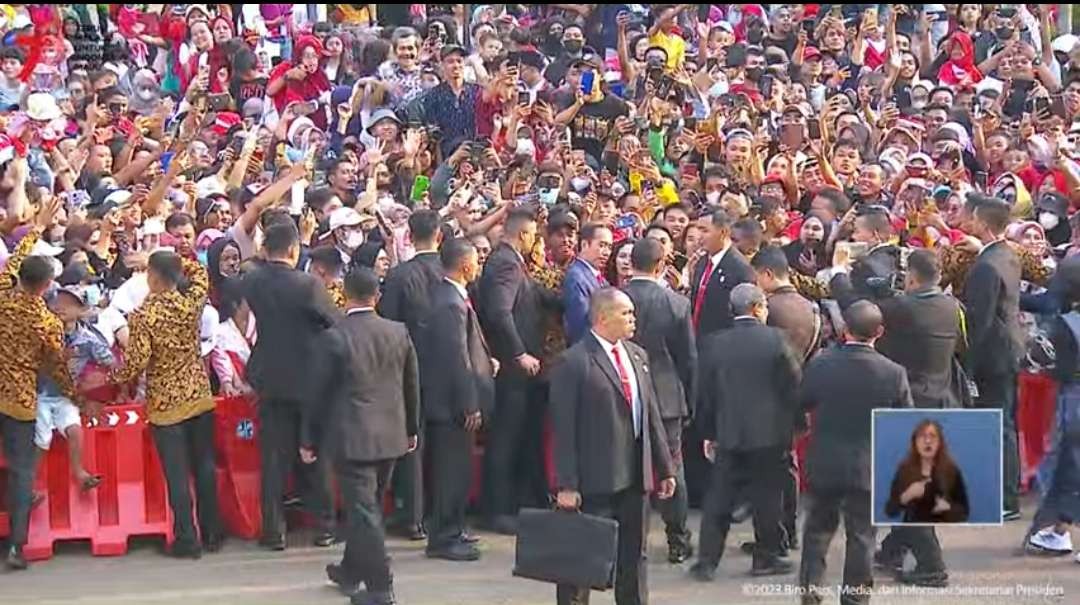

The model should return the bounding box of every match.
[4,4,1080,605]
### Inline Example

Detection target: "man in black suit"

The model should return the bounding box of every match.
[798,301,914,605]
[829,206,903,309]
[622,238,697,564]
[960,195,1023,520]
[312,268,419,605]
[690,284,801,580]
[243,221,341,550]
[875,249,961,587]
[688,208,754,338]
[477,208,559,533]
[750,246,819,556]
[420,238,497,562]
[550,287,676,605]
[377,209,444,540]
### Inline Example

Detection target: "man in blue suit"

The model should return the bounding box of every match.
[562,223,614,345]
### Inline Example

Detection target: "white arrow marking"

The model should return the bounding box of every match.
[107,412,120,426]
[126,410,139,425]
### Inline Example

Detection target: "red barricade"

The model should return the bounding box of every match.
[0,402,173,561]
[1017,371,1058,492]
[213,395,262,539]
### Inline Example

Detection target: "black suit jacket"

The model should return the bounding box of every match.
[378,251,444,337]
[800,344,913,492]
[622,278,697,421]
[549,333,675,496]
[963,240,1023,378]
[243,260,341,404]
[697,318,802,451]
[878,287,964,408]
[476,243,559,372]
[688,247,754,338]
[317,310,420,463]
[419,280,495,424]
[829,244,902,309]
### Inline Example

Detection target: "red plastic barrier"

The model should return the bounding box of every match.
[0,403,174,561]
[1017,371,1058,492]
[213,395,262,539]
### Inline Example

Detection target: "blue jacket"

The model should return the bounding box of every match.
[562,258,608,346]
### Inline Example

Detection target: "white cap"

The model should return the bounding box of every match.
[1053,34,1080,55]
[196,176,227,199]
[31,239,64,257]
[326,207,363,232]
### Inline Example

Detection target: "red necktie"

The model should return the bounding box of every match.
[692,260,715,328]
[610,345,633,410]
[596,272,606,286]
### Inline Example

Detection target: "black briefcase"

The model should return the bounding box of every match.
[513,508,619,590]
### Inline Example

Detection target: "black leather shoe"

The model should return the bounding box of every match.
[259,534,286,551]
[352,588,396,605]
[5,545,27,570]
[426,540,481,562]
[750,558,794,576]
[487,515,518,536]
[326,563,362,596]
[313,531,336,547]
[203,533,225,553]
[668,542,693,564]
[899,570,949,587]
[168,541,203,560]
[688,562,716,582]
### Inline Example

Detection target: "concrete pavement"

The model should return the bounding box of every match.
[2,496,1076,604]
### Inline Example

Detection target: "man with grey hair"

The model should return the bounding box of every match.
[378,26,424,105]
[550,287,676,605]
[690,283,802,581]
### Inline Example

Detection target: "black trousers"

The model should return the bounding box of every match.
[698,447,787,566]
[975,371,1019,512]
[799,488,874,605]
[151,411,221,547]
[259,400,333,538]
[426,422,473,547]
[556,489,649,605]
[782,450,799,544]
[650,419,690,550]
[1,414,34,547]
[338,459,396,591]
[879,526,946,573]
[485,374,548,517]
[389,430,424,528]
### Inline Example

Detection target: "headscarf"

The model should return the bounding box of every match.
[937,32,983,87]
[207,237,240,306]
[267,35,332,119]
[992,172,1033,220]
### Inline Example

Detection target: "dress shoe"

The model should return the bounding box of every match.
[898,570,949,587]
[168,540,203,560]
[326,563,362,596]
[352,588,396,605]
[5,545,27,571]
[688,562,716,582]
[668,542,694,564]
[741,541,789,559]
[259,534,287,551]
[313,530,337,547]
[487,515,518,536]
[750,558,794,576]
[426,540,481,562]
[203,533,226,553]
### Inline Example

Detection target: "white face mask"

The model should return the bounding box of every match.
[570,176,591,192]
[539,188,559,205]
[1039,211,1061,231]
[706,191,722,205]
[708,78,728,97]
[344,231,365,251]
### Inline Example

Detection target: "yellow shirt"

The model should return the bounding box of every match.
[0,230,76,421]
[109,257,214,426]
[648,30,686,71]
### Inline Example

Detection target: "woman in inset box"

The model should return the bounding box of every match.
[885,419,970,524]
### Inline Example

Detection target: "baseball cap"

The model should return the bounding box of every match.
[440,44,468,61]
[53,285,89,307]
[321,207,363,239]
[802,46,822,62]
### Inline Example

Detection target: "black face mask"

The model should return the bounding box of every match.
[747,27,765,46]
[995,26,1014,41]
[745,67,764,82]
[563,39,584,54]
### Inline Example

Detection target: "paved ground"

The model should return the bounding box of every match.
[3,495,1077,605]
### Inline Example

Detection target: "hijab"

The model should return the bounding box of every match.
[937,32,983,87]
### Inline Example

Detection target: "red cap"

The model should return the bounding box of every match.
[211,112,241,136]
[802,46,822,62]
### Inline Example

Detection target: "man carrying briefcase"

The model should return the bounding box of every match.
[549,288,677,605]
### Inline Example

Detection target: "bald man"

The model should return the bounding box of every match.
[797,301,914,605]
[549,287,676,605]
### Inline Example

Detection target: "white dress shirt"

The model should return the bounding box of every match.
[592,331,641,437]
[346,307,375,316]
